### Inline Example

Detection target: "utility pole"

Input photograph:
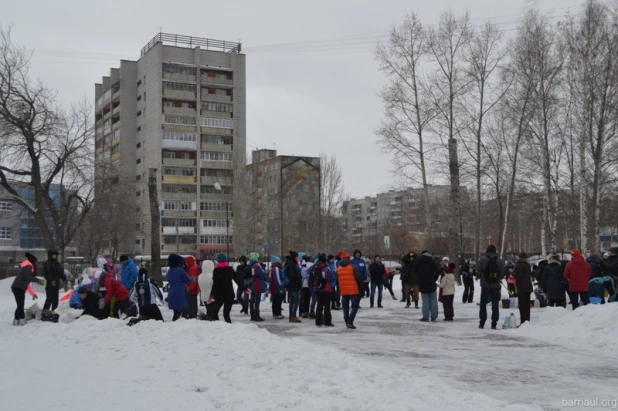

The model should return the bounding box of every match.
[148,169,162,285]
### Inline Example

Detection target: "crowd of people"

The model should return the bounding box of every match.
[9,245,618,329]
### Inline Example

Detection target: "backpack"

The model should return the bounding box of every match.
[485,256,500,284]
[309,263,325,290]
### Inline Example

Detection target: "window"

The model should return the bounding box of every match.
[137,95,142,101]
[181,152,190,160]
[201,135,232,145]
[0,227,11,240]
[137,110,142,117]
[137,126,141,132]
[164,115,196,125]
[201,102,233,113]
[202,219,228,228]
[201,88,231,97]
[163,168,195,177]
[164,201,194,210]
[164,100,196,109]
[163,63,197,76]
[200,151,232,162]
[136,175,141,181]
[137,80,142,87]
[135,239,141,245]
[215,89,227,96]
[162,81,196,93]
[201,185,232,194]
[162,218,196,227]
[162,184,197,194]
[137,159,141,164]
[136,142,141,149]
[162,131,197,142]
[200,202,227,211]
[163,236,195,245]
[163,151,176,159]
[136,191,141,197]
[0,201,12,211]
[200,117,233,129]
[200,235,232,244]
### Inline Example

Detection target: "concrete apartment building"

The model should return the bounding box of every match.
[94,33,245,258]
[245,149,320,257]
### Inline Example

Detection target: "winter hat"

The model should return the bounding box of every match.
[421,250,431,257]
[317,254,327,263]
[216,253,228,263]
[25,252,37,264]
[270,255,281,263]
[289,250,298,259]
[298,252,306,259]
[167,253,185,268]
[486,245,497,254]
[81,277,92,286]
[506,260,514,267]
[442,256,450,262]
[603,252,609,259]
[518,252,528,259]
[238,255,247,263]
[327,254,335,261]
[138,267,149,276]
[340,252,350,259]
[571,249,581,257]
[469,260,476,267]
[248,252,260,262]
[119,254,129,263]
[78,286,89,295]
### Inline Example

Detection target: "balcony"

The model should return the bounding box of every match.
[162,192,197,200]
[112,105,120,116]
[112,90,121,102]
[200,210,228,219]
[200,76,233,87]
[200,110,232,119]
[200,226,233,236]
[161,210,197,218]
[163,106,197,116]
[161,139,198,151]
[163,244,198,254]
[200,193,232,202]
[162,123,196,133]
[200,143,232,152]
[112,137,120,147]
[162,226,195,235]
[162,175,196,184]
[163,89,196,100]
[200,126,232,135]
[111,152,120,162]
[112,121,120,132]
[200,160,232,169]
[200,93,231,103]
[162,158,196,167]
[163,72,197,83]
[200,176,232,186]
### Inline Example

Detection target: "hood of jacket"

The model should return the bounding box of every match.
[167,253,185,268]
[96,257,107,270]
[202,260,215,275]
[338,258,351,267]
[47,250,59,260]
[185,256,196,268]
[586,256,599,265]
[20,260,33,269]
[353,249,362,259]
[571,255,586,265]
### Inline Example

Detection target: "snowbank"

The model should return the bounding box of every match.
[514,303,618,350]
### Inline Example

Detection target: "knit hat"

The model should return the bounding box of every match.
[317,254,327,263]
[138,267,149,276]
[327,255,334,261]
[216,253,228,263]
[442,256,449,262]
[271,255,281,263]
[486,244,497,254]
[248,252,260,262]
[340,252,350,259]
[119,254,129,262]
[238,255,247,263]
[78,286,89,295]
[571,249,581,257]
[518,252,528,259]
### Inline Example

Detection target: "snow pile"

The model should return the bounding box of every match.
[514,303,618,350]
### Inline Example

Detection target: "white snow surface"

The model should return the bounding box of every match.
[0,276,615,410]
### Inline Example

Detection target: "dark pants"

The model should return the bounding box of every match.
[212,301,233,323]
[186,293,198,319]
[12,287,26,320]
[300,288,311,314]
[272,292,283,316]
[518,293,531,323]
[462,277,474,303]
[442,294,454,320]
[250,292,261,319]
[479,287,501,327]
[112,299,130,319]
[401,278,406,300]
[316,292,332,326]
[43,287,59,311]
[206,302,218,319]
[342,295,359,325]
[384,277,395,298]
[370,283,383,307]
[364,283,370,297]
[569,291,590,310]
[172,310,184,321]
[547,299,566,308]
[140,304,164,321]
[288,290,300,317]
[331,286,341,308]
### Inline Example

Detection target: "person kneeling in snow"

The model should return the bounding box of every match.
[78,286,105,320]
[129,268,164,321]
[99,272,131,319]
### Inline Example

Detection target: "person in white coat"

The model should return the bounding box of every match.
[199,260,215,320]
[439,263,456,321]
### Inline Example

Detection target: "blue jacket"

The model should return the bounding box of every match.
[542,261,567,301]
[121,258,138,292]
[250,262,266,294]
[586,256,602,279]
[589,276,615,299]
[350,257,368,281]
[69,284,83,309]
[271,265,289,293]
[166,254,192,310]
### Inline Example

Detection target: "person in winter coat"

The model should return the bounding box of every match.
[210,254,247,323]
[513,252,532,324]
[43,250,67,312]
[11,253,41,325]
[413,251,441,322]
[199,260,215,319]
[119,255,138,293]
[439,263,456,321]
[542,254,567,307]
[383,267,397,300]
[285,251,303,323]
[184,256,200,319]
[368,255,386,308]
[300,256,315,318]
[337,253,363,329]
[461,259,475,304]
[506,261,517,297]
[77,286,105,320]
[269,255,287,320]
[313,254,335,327]
[587,255,602,279]
[351,250,369,299]
[248,252,265,322]
[235,256,251,314]
[129,268,164,321]
[166,253,195,321]
[564,249,591,310]
[601,248,618,302]
[99,272,130,319]
[477,244,505,330]
[328,255,341,310]
[402,252,419,308]
[588,276,615,304]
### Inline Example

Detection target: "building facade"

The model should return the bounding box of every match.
[94,33,245,258]
[245,149,320,258]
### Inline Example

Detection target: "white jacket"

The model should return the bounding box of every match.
[439,273,456,296]
[199,260,215,303]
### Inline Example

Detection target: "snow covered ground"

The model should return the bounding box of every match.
[0,276,615,411]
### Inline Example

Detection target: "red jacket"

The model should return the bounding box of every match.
[185,256,200,295]
[564,255,591,292]
[102,274,129,303]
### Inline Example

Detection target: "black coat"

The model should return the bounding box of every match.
[81,291,104,320]
[402,256,418,285]
[413,254,440,294]
[542,261,567,301]
[514,259,533,294]
[284,257,302,291]
[601,255,618,278]
[369,262,385,284]
[211,266,243,303]
[236,263,252,284]
[44,259,66,289]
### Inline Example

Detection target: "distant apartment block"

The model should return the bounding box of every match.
[94,33,245,258]
[245,149,320,257]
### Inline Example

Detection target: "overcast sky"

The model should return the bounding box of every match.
[2,0,576,198]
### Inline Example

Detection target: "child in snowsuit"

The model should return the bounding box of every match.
[439,263,456,321]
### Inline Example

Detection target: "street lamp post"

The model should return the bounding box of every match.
[214,183,230,257]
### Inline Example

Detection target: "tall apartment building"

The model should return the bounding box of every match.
[94,33,245,258]
[245,149,320,257]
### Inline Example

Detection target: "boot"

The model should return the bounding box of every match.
[309,311,316,319]
[414,301,419,309]
[19,319,27,325]
[292,316,302,323]
[12,319,18,326]
[392,295,397,300]
[301,312,309,319]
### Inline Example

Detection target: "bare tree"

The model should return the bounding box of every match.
[320,152,346,252]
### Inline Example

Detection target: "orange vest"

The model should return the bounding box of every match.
[338,264,359,296]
